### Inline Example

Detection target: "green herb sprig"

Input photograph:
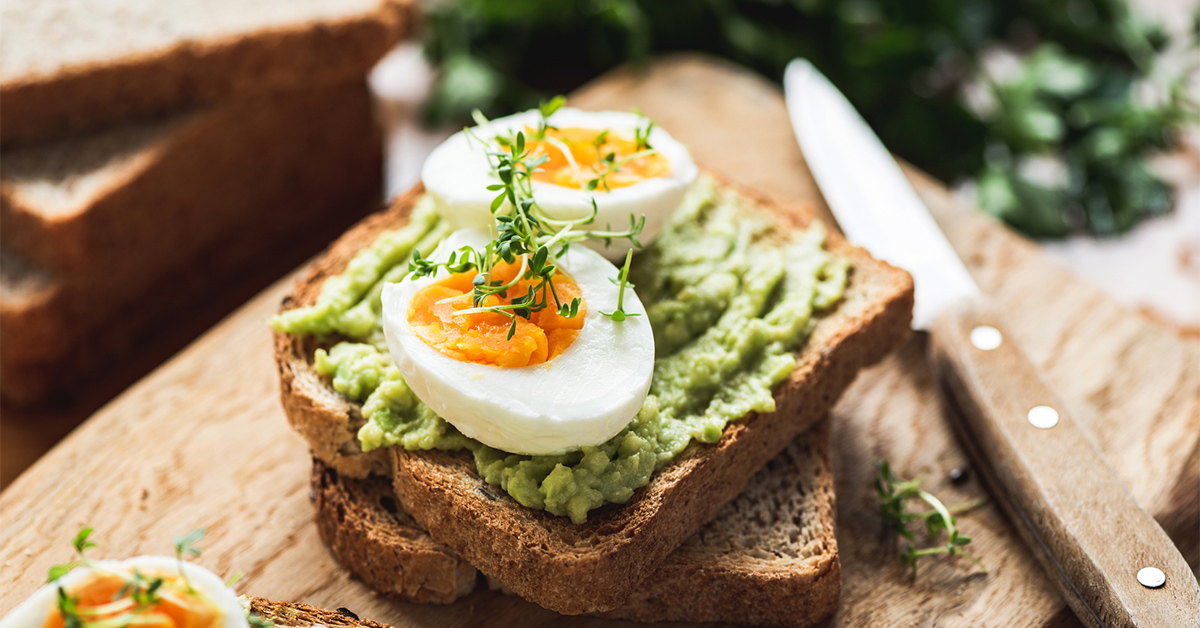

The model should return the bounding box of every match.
[601,249,641,321]
[586,147,660,192]
[47,528,97,583]
[410,97,647,336]
[174,528,206,593]
[876,461,987,575]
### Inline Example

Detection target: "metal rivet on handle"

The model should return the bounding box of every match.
[1027,405,1059,429]
[970,326,1002,351]
[1137,567,1166,589]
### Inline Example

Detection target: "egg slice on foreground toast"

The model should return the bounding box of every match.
[382,228,654,455]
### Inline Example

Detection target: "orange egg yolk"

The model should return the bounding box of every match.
[408,259,585,368]
[521,126,670,190]
[45,571,220,628]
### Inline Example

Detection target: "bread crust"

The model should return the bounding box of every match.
[311,458,478,604]
[0,1,411,145]
[246,597,393,628]
[2,83,382,405]
[273,175,913,614]
[602,420,840,626]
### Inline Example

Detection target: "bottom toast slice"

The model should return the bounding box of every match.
[313,420,839,627]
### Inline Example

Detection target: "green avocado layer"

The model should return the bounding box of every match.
[271,177,849,523]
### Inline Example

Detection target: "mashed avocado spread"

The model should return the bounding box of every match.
[271,177,849,523]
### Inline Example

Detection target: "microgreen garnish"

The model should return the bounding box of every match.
[633,119,654,151]
[585,147,659,192]
[248,613,275,628]
[45,527,236,628]
[174,528,205,594]
[534,95,566,140]
[413,97,647,339]
[601,249,640,322]
[117,569,166,608]
[876,461,987,576]
[591,129,609,149]
[48,528,96,582]
[56,588,84,628]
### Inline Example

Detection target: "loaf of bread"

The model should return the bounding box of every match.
[0,0,410,144]
[1,84,383,405]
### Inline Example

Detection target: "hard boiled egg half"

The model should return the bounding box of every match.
[1,556,248,628]
[421,107,698,259]
[381,228,654,455]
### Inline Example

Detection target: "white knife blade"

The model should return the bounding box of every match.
[783,58,978,330]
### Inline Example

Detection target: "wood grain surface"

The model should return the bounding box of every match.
[2,54,1197,628]
[929,300,1200,627]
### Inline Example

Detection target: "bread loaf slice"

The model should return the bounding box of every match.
[246,597,393,628]
[0,0,410,144]
[274,176,912,614]
[311,421,839,627]
[1,83,383,405]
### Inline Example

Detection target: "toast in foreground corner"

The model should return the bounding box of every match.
[0,531,395,628]
[273,105,912,615]
[313,420,839,627]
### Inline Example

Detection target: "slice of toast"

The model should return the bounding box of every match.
[2,83,382,405]
[311,456,478,604]
[0,0,410,144]
[246,597,393,628]
[274,176,913,614]
[312,421,839,627]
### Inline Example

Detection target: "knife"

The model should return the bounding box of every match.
[784,59,1200,628]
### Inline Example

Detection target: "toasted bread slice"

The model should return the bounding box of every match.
[311,458,478,604]
[0,0,409,144]
[2,83,382,405]
[246,597,392,628]
[274,176,912,614]
[312,421,839,627]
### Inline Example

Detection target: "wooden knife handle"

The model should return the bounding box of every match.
[929,298,1200,628]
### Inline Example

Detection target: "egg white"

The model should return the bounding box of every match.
[420,108,698,260]
[381,228,655,455]
[0,556,249,628]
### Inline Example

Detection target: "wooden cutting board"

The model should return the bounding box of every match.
[2,54,1196,628]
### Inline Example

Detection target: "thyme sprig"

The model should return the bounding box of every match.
[876,461,987,576]
[410,97,647,336]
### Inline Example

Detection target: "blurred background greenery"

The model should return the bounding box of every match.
[418,0,1198,239]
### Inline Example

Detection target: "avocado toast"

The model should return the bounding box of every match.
[273,173,912,614]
